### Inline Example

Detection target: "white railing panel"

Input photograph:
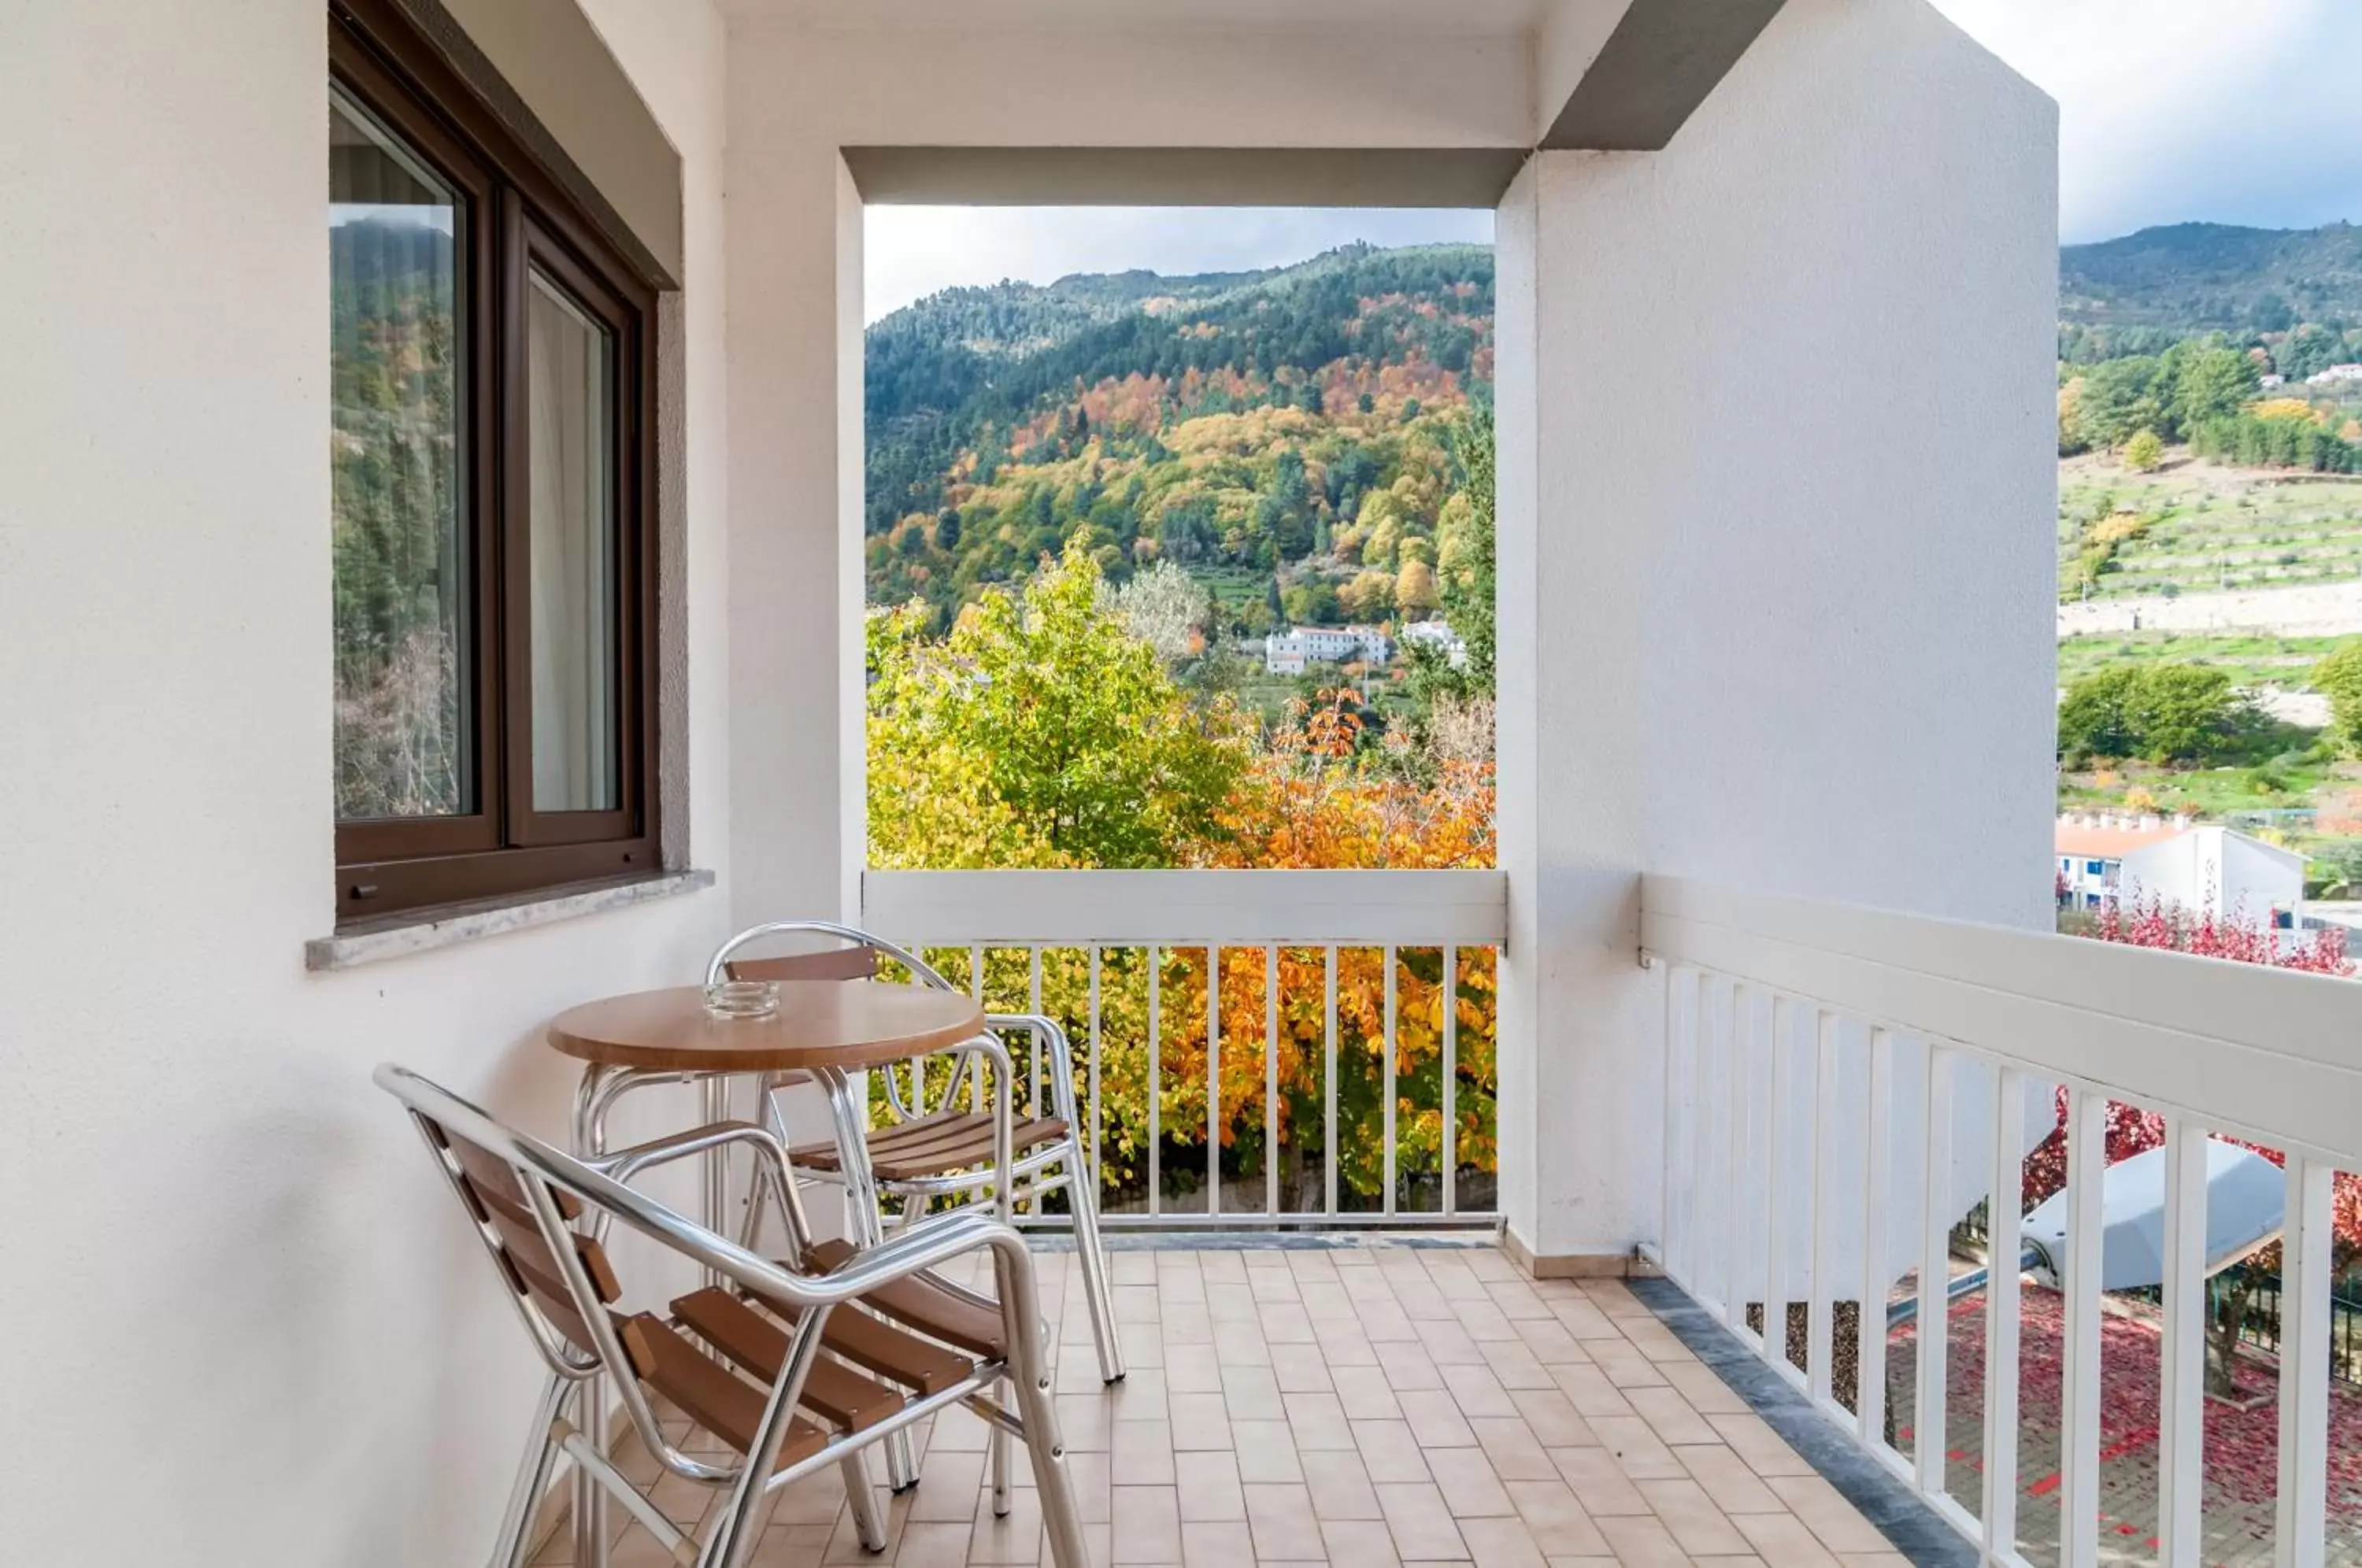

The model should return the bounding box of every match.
[865,868,1506,947]
[1644,874,2362,1568]
[1642,875,2362,1168]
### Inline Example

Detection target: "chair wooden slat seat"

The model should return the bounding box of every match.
[618,1314,832,1469]
[805,1238,1008,1359]
[672,1288,927,1430]
[788,1110,1071,1182]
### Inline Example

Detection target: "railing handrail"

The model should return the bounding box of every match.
[1642,873,2362,1169]
[862,867,1506,947]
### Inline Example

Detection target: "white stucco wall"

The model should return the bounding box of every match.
[1493,0,2058,1261]
[0,1,732,1559]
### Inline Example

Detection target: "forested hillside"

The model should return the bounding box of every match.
[2060,221,2362,371]
[863,243,1493,637]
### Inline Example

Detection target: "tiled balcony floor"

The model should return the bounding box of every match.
[534,1242,1909,1568]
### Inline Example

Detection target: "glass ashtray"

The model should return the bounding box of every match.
[702,980,779,1019]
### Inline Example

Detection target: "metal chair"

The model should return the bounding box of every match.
[376,1063,1088,1568]
[708,921,1127,1385]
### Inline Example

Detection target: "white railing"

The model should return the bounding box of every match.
[1642,874,2362,1568]
[863,868,1506,1228]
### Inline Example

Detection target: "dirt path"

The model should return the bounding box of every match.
[2060,581,2362,638]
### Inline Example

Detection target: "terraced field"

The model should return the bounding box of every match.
[2055,629,2340,691]
[2060,452,2362,601]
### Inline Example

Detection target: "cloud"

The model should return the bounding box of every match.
[864,206,1493,322]
[1930,0,2362,242]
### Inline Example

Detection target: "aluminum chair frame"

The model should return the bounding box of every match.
[376,1063,1088,1568]
[707,920,1127,1386]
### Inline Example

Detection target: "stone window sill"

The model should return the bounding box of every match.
[305,869,716,972]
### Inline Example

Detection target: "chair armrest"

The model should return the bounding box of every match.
[589,1119,793,1187]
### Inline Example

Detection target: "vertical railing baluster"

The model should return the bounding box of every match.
[1087,946,1103,1193]
[1857,1027,1892,1449]
[2276,1157,2334,1568]
[1207,945,1220,1218]
[1264,946,1279,1216]
[1694,971,1720,1311]
[1442,944,1458,1218]
[1382,945,1398,1216]
[1921,1045,1958,1500]
[2060,1088,2107,1568]
[2159,1115,2207,1568]
[1148,944,1161,1219]
[1324,946,1338,1218]
[1027,946,1043,1119]
[1808,1009,1837,1408]
[1726,982,1753,1333]
[966,945,987,1107]
[1666,967,1699,1286]
[1762,993,1792,1371]
[1980,1066,2022,1546]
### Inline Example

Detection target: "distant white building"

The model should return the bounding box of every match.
[2260,373,2286,390]
[1264,623,1390,675]
[2306,363,2362,386]
[2054,813,2303,930]
[1398,618,1468,668]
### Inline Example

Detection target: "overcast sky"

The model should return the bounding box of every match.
[863,0,2360,321]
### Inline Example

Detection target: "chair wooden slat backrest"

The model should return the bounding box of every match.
[419,1117,622,1363]
[722,942,879,984]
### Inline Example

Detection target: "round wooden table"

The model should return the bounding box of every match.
[548,980,987,1077]
[548,979,988,1546]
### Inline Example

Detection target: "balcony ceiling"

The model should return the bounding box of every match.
[715,0,1556,35]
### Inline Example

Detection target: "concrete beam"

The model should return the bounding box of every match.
[1541,0,1788,151]
[843,146,1531,208]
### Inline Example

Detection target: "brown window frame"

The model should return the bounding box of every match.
[331,0,661,923]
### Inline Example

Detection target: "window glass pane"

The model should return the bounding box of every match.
[330,87,471,818]
[526,268,619,812]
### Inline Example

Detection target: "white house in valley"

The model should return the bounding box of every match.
[1264,623,1394,674]
[25,5,2358,1568]
[2054,812,2305,927]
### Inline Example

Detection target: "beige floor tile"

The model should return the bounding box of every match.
[1480,1339,1560,1391]
[1548,1366,1637,1420]
[1834,1554,1910,1568]
[1658,1363,1749,1416]
[911,1447,990,1521]
[1729,1513,1838,1568]
[1426,1446,1516,1517]
[1244,1482,1327,1559]
[1271,1341,1335,1393]
[1300,1448,1383,1521]
[1220,1362,1287,1420]
[1322,1517,1404,1566]
[1338,1374,1405,1421]
[1586,1344,1669,1390]
[1509,1390,1599,1449]
[1162,1344,1224,1394]
[1109,1485,1183,1565]
[1443,1362,1520,1418]
[1623,1387,1719,1447]
[1353,1419,1432,1485]
[1585,1416,1686,1480]
[1468,1416,1560,1481]
[1670,1448,1781,1514]
[1174,1450,1246,1522]
[1634,1480,1750,1556]
[1284,1390,1358,1451]
[1702,1416,1816,1480]
[1112,1420,1178,1487]
[1064,1452,1115,1525]
[894,1521,976,1568]
[1378,1339,1447,1391]
[1398,1388,1479,1448]
[1502,1481,1609,1558]
[1594,1515,1689,1568]
[747,1523,834,1568]
[1762,1479,1889,1555]
[1230,1417,1306,1484]
[1459,1514,1550,1568]
[971,1490,1045,1566]
[1058,1394,1116,1453]
[1379,1480,1471,1561]
[1179,1520,1253,1568]
[1168,1393,1234,1451]
[1512,1320,1588,1365]
[1548,1448,1649,1518]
